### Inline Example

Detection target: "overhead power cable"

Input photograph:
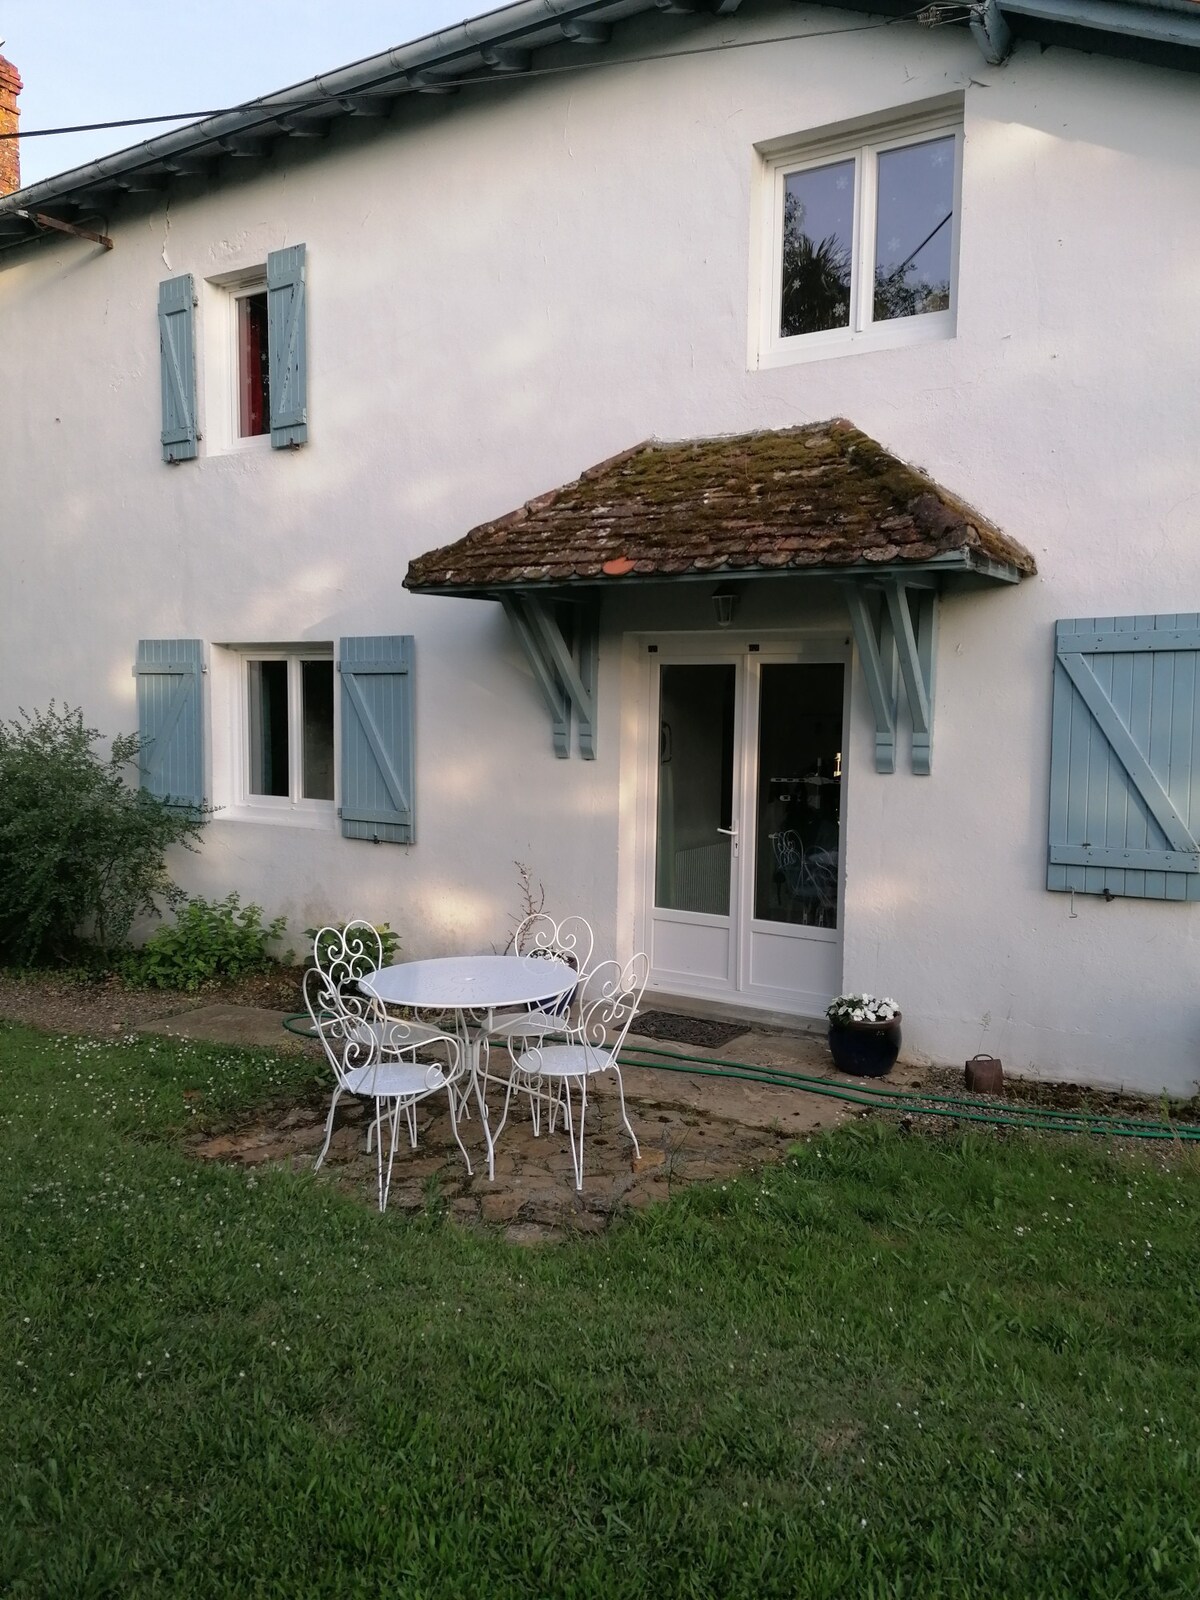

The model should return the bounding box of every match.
[0,11,933,142]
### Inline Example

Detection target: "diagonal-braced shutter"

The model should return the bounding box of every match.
[267,244,308,449]
[1048,615,1200,900]
[135,640,205,808]
[339,637,414,844]
[158,275,198,462]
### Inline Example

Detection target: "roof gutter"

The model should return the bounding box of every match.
[996,0,1200,50]
[0,0,643,219]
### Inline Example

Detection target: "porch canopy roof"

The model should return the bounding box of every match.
[403,419,1038,597]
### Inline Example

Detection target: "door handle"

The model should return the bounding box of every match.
[717,824,739,856]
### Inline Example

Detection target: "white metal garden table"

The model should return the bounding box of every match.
[361,954,577,1181]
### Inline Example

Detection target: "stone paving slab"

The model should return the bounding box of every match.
[138,1004,311,1052]
[151,1001,943,1239]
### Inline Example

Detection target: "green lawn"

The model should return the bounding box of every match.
[2,1021,1199,1599]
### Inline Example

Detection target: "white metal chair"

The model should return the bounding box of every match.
[486,913,594,1049]
[496,953,649,1190]
[309,921,446,1053]
[304,929,471,1210]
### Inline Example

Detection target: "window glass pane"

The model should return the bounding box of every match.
[655,665,735,917]
[755,664,843,929]
[780,158,855,337]
[248,660,289,796]
[301,660,335,801]
[237,290,270,437]
[873,135,954,323]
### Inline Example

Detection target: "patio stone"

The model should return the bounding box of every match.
[185,1009,864,1235]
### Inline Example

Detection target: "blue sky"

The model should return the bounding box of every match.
[4,2,482,186]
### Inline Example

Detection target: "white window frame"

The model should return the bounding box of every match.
[202,267,272,454]
[229,646,336,826]
[752,106,963,370]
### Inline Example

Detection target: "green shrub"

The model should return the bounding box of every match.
[304,921,400,976]
[127,893,287,992]
[0,704,205,966]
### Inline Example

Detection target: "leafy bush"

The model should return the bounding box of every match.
[0,704,205,966]
[127,893,287,992]
[304,921,400,976]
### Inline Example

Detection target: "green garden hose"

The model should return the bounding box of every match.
[617,1048,1200,1142]
[280,1012,1200,1142]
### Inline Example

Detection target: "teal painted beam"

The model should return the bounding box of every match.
[501,594,570,757]
[842,583,897,775]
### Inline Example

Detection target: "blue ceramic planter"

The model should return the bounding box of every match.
[827,1016,902,1078]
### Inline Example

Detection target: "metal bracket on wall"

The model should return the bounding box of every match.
[840,579,939,775]
[500,593,599,759]
[969,0,1014,65]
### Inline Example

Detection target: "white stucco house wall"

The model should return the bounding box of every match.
[1,0,1198,1095]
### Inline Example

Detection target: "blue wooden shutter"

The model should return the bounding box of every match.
[267,244,307,448]
[158,275,198,462]
[339,637,414,844]
[135,640,205,808]
[1048,615,1200,900]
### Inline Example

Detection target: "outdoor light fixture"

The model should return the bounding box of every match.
[711,586,739,627]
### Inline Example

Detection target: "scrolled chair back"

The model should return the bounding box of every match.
[304,961,381,1087]
[570,952,650,1059]
[303,963,465,1093]
[311,919,385,987]
[514,912,594,969]
[513,913,595,1016]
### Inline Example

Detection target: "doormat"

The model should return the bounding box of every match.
[632,1010,749,1049]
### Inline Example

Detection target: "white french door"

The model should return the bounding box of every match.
[640,637,848,1017]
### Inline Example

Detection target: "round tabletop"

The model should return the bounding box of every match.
[362,954,577,1011]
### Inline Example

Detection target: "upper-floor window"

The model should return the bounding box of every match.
[158,244,307,461]
[754,107,962,369]
[235,284,271,438]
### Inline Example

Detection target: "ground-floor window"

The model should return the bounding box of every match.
[243,650,334,809]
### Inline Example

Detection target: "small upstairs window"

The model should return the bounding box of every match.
[195,244,308,453]
[754,105,962,368]
[236,286,271,438]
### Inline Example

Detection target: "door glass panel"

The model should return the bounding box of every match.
[755,663,844,927]
[656,664,735,916]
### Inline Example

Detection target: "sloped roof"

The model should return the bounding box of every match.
[403,420,1037,595]
[2,0,1198,256]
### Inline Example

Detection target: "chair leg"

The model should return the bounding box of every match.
[529,1074,544,1137]
[405,1100,418,1148]
[493,1066,518,1147]
[379,1099,402,1213]
[612,1064,641,1160]
[375,1100,387,1211]
[314,1087,343,1173]
[446,1079,473,1178]
[560,1077,587,1191]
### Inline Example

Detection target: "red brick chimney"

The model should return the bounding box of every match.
[0,54,22,197]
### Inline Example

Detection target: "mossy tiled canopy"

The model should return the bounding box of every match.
[404,420,1037,768]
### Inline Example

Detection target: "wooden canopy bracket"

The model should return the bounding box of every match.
[841,579,938,774]
[500,594,598,759]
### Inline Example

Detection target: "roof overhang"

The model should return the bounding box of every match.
[3,0,1198,256]
[404,422,1038,598]
[410,423,1035,772]
[413,548,1027,600]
